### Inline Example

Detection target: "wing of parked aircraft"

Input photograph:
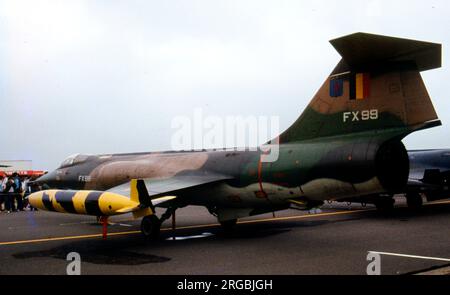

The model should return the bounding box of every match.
[106,172,233,202]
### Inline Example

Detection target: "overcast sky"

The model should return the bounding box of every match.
[1,0,449,170]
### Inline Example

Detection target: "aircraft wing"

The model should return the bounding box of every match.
[106,172,233,206]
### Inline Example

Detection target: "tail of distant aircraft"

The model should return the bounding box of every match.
[278,32,442,143]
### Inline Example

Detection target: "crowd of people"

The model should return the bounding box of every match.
[0,172,43,213]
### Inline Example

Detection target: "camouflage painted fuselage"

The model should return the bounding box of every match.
[39,130,409,219]
[36,33,442,221]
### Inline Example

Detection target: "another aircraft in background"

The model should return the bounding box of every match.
[336,149,450,211]
[405,149,450,208]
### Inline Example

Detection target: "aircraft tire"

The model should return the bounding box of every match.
[141,215,161,239]
[406,192,423,210]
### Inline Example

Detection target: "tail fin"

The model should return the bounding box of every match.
[130,179,154,218]
[130,179,151,207]
[279,33,442,143]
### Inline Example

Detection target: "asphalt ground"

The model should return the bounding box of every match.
[0,197,449,275]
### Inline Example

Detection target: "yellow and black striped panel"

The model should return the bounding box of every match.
[72,191,92,214]
[29,189,141,216]
[41,190,80,214]
[28,191,45,210]
[38,190,70,213]
[84,191,104,215]
[41,191,56,212]
[98,192,138,215]
[54,190,77,213]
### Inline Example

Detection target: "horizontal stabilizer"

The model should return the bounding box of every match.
[330,33,441,71]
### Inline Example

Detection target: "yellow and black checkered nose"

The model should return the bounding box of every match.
[28,190,141,216]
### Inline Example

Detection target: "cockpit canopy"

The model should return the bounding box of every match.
[59,154,91,168]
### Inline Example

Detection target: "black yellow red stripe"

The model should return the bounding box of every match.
[349,72,370,100]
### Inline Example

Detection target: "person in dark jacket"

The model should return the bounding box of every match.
[27,178,40,211]
[0,175,4,211]
[3,178,16,213]
[12,173,24,211]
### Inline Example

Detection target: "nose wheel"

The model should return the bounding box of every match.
[140,215,161,239]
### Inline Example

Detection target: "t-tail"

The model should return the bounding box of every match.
[279,32,441,143]
[271,33,442,199]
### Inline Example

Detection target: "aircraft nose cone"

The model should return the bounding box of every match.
[35,170,57,186]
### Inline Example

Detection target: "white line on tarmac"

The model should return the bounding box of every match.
[165,232,214,241]
[369,251,450,262]
[59,221,94,226]
[118,223,132,227]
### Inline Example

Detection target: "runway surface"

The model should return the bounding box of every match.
[1,198,450,275]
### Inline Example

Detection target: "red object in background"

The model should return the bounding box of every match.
[0,170,46,178]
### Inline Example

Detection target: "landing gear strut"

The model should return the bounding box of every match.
[406,192,423,210]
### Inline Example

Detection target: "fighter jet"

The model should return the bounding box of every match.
[29,33,442,239]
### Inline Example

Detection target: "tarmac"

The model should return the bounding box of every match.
[0,197,449,275]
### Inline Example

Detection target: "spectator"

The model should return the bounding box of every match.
[1,175,9,212]
[12,173,24,211]
[0,175,4,211]
[0,175,7,190]
[28,179,40,211]
[22,176,30,210]
[3,177,15,213]
[1,175,8,210]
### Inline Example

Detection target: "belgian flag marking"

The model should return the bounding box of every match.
[350,73,370,100]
